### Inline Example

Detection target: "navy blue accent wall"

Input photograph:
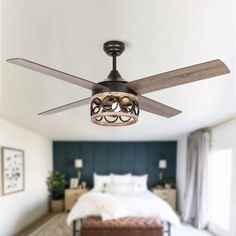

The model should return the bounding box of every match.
[53,141,177,188]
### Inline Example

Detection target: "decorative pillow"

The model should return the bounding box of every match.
[132,174,148,192]
[105,182,136,194]
[111,173,132,184]
[93,173,111,192]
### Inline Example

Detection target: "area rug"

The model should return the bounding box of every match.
[29,213,73,236]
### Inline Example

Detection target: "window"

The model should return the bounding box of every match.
[208,149,232,235]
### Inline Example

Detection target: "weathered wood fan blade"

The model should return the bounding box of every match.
[7,58,108,91]
[38,97,90,115]
[138,95,182,118]
[126,60,230,94]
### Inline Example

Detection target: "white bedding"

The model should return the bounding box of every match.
[67,190,180,226]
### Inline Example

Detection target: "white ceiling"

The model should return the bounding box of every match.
[1,0,236,141]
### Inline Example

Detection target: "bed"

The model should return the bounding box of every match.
[67,173,180,236]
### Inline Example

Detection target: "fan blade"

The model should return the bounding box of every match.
[7,58,108,91]
[38,97,90,115]
[126,60,230,94]
[138,95,182,118]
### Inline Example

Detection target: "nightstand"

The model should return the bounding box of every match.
[152,188,176,210]
[65,188,88,211]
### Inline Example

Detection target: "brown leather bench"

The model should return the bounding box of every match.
[80,217,164,236]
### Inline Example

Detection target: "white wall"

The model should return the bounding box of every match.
[210,119,236,236]
[0,117,52,236]
[176,135,187,214]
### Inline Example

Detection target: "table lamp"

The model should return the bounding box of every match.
[75,159,83,184]
[159,160,167,185]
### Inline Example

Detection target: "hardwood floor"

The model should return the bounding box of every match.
[15,213,57,236]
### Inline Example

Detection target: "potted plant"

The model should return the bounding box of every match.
[47,171,67,212]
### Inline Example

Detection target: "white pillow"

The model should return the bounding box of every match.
[111,173,132,184]
[106,182,136,194]
[93,173,111,192]
[132,174,148,192]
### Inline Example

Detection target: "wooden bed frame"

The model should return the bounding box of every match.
[72,219,171,236]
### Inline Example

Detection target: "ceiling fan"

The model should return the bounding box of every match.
[7,41,230,126]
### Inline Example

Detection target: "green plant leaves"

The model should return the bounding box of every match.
[47,171,67,200]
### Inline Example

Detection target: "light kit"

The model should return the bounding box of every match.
[91,92,139,126]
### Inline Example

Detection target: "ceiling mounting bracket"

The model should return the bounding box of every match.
[103,41,125,57]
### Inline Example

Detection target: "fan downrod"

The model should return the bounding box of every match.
[103,41,125,57]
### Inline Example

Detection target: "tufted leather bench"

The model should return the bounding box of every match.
[80,217,164,236]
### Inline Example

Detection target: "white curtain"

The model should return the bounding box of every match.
[182,130,210,229]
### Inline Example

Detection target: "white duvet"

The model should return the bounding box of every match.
[67,190,180,226]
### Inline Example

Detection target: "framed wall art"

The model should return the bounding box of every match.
[1,147,25,195]
[70,178,79,189]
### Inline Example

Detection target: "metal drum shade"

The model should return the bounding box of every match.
[91,92,139,126]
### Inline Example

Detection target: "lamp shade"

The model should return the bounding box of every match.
[159,160,167,169]
[75,159,83,168]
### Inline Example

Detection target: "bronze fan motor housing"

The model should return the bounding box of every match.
[7,40,230,126]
